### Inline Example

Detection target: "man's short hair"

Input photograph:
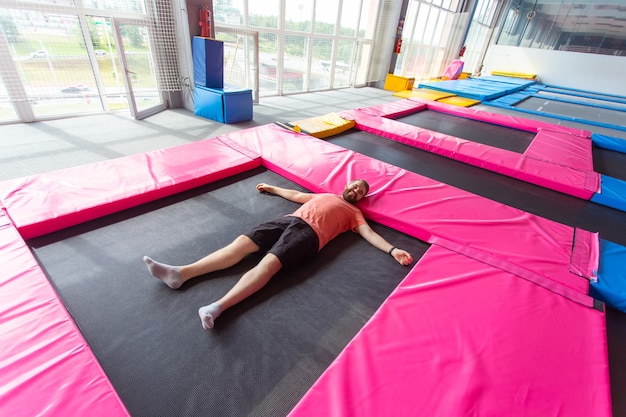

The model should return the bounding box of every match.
[355,179,370,195]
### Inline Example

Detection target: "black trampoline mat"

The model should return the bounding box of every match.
[536,90,626,110]
[593,146,626,181]
[395,109,534,153]
[516,96,626,127]
[29,168,429,417]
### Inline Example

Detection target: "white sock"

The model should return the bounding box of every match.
[198,302,223,330]
[143,256,183,289]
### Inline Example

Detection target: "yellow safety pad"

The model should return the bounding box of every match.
[290,113,355,138]
[491,70,537,80]
[383,74,415,92]
[437,96,480,107]
[393,88,455,101]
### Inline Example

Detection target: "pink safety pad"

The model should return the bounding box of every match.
[0,209,130,417]
[223,124,596,297]
[288,245,611,417]
[342,101,600,198]
[0,138,260,239]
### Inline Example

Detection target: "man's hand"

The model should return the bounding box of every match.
[256,183,313,204]
[390,248,413,266]
[256,183,275,194]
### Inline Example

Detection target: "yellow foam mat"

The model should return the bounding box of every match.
[437,96,480,107]
[393,88,455,101]
[290,112,355,138]
[491,70,537,80]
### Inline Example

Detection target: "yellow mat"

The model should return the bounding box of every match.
[491,70,537,80]
[393,88,455,101]
[289,112,355,138]
[437,96,480,107]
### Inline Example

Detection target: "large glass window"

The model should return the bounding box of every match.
[394,0,468,81]
[497,0,626,56]
[0,0,178,123]
[214,0,380,96]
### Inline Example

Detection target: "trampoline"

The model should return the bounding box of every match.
[29,169,426,417]
[486,91,626,133]
[0,115,621,416]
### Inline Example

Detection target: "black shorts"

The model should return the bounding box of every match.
[245,216,319,269]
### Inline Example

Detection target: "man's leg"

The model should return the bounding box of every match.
[144,235,260,289]
[198,252,282,330]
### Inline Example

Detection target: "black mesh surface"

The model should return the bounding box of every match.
[29,168,429,417]
[396,109,534,153]
[516,96,626,127]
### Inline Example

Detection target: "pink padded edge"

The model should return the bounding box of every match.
[353,98,427,118]
[341,107,599,198]
[288,245,611,417]
[0,208,130,417]
[526,129,595,171]
[223,124,595,296]
[0,138,261,239]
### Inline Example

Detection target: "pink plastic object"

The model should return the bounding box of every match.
[442,59,464,79]
[0,138,260,239]
[288,245,611,417]
[0,208,130,417]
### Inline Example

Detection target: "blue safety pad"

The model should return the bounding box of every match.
[590,239,626,312]
[485,92,530,107]
[592,133,626,153]
[418,77,531,101]
[591,175,626,212]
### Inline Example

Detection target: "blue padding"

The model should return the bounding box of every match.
[485,92,530,106]
[192,37,224,89]
[592,133,626,153]
[418,78,527,101]
[194,84,253,124]
[591,175,626,212]
[590,239,626,312]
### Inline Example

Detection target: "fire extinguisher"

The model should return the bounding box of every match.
[394,38,402,54]
[199,5,212,38]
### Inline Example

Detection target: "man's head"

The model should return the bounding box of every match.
[342,179,369,204]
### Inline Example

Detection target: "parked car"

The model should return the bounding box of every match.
[60,84,89,94]
[94,49,107,56]
[30,50,48,58]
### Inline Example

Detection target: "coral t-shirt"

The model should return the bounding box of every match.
[289,193,367,250]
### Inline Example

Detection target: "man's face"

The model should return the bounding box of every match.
[342,181,367,204]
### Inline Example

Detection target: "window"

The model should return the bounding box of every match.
[497,0,626,56]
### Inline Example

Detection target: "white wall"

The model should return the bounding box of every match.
[482,45,626,97]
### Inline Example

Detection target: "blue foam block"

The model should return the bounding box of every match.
[592,133,626,153]
[193,36,224,89]
[194,85,253,124]
[591,175,626,212]
[590,239,626,312]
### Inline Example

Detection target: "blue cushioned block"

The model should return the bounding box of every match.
[194,85,253,124]
[591,175,626,212]
[192,36,223,88]
[590,239,626,312]
[194,85,225,122]
[592,133,626,153]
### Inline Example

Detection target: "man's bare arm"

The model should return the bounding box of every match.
[256,183,314,204]
[355,223,413,266]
